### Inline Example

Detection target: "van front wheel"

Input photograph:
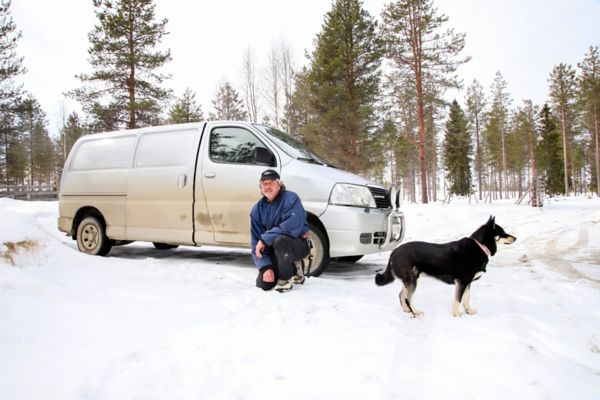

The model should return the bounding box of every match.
[305,223,330,277]
[76,216,112,256]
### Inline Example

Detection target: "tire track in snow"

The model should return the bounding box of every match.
[528,225,600,284]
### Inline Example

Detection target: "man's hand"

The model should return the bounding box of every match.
[263,268,275,283]
[255,240,265,259]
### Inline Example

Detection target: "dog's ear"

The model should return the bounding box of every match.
[487,215,496,227]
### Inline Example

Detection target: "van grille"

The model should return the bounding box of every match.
[368,187,391,209]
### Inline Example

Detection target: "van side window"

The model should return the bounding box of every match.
[135,129,196,168]
[210,127,274,165]
[71,136,137,171]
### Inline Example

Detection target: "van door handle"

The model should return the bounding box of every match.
[178,174,187,188]
[204,172,216,179]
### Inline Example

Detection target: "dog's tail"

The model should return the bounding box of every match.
[375,259,395,286]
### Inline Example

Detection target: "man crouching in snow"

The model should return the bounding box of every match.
[251,169,310,292]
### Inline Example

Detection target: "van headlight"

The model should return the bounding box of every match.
[329,184,376,208]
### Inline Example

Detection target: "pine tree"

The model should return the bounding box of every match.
[465,79,487,200]
[210,82,247,121]
[56,112,85,172]
[0,0,25,184]
[443,100,471,196]
[381,69,419,201]
[548,63,578,194]
[286,67,315,141]
[0,0,24,108]
[296,0,383,173]
[510,100,538,202]
[5,126,25,184]
[17,97,53,185]
[578,46,600,195]
[70,0,172,131]
[381,0,469,203]
[487,71,512,198]
[538,104,563,196]
[168,88,204,124]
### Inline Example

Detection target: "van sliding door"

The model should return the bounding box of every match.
[127,127,203,244]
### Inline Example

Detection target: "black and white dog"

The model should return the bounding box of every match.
[375,216,516,317]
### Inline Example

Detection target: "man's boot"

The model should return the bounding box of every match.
[292,260,305,285]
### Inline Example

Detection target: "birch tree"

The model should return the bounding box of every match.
[241,47,259,123]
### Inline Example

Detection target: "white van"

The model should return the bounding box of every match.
[58,121,405,275]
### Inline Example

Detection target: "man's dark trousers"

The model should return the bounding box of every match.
[256,235,310,291]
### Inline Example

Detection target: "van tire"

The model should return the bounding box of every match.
[153,242,179,250]
[306,223,330,277]
[76,216,112,256]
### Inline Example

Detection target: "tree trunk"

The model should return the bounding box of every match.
[530,130,538,207]
[501,123,507,199]
[594,104,600,196]
[561,106,569,194]
[29,126,34,186]
[475,113,482,200]
[415,75,428,203]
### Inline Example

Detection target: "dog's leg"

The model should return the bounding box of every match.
[399,285,412,314]
[452,280,467,317]
[462,283,477,315]
[400,280,423,317]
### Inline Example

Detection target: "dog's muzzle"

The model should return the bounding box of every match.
[498,235,517,244]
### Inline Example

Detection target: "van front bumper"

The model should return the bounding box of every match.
[320,205,405,258]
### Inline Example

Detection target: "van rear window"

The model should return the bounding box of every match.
[70,136,137,171]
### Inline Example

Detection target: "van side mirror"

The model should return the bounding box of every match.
[251,147,274,166]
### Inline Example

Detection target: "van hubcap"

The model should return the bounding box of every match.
[82,224,99,250]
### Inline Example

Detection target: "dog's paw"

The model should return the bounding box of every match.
[452,311,465,317]
[465,308,477,315]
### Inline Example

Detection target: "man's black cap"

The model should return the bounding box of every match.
[260,169,280,181]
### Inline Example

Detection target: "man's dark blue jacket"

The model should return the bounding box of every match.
[250,189,309,269]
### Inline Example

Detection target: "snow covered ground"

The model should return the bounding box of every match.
[1,196,599,400]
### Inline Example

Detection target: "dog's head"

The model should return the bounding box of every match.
[487,216,517,245]
[472,216,517,256]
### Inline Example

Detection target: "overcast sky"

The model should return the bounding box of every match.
[11,0,600,137]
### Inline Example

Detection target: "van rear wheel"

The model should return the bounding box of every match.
[305,223,330,277]
[76,216,112,256]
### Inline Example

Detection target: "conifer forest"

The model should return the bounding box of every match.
[1,0,599,204]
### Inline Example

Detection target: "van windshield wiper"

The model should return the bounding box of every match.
[297,157,324,165]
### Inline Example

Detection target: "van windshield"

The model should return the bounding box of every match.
[253,124,334,167]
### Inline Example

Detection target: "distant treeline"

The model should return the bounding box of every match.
[0,0,598,203]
